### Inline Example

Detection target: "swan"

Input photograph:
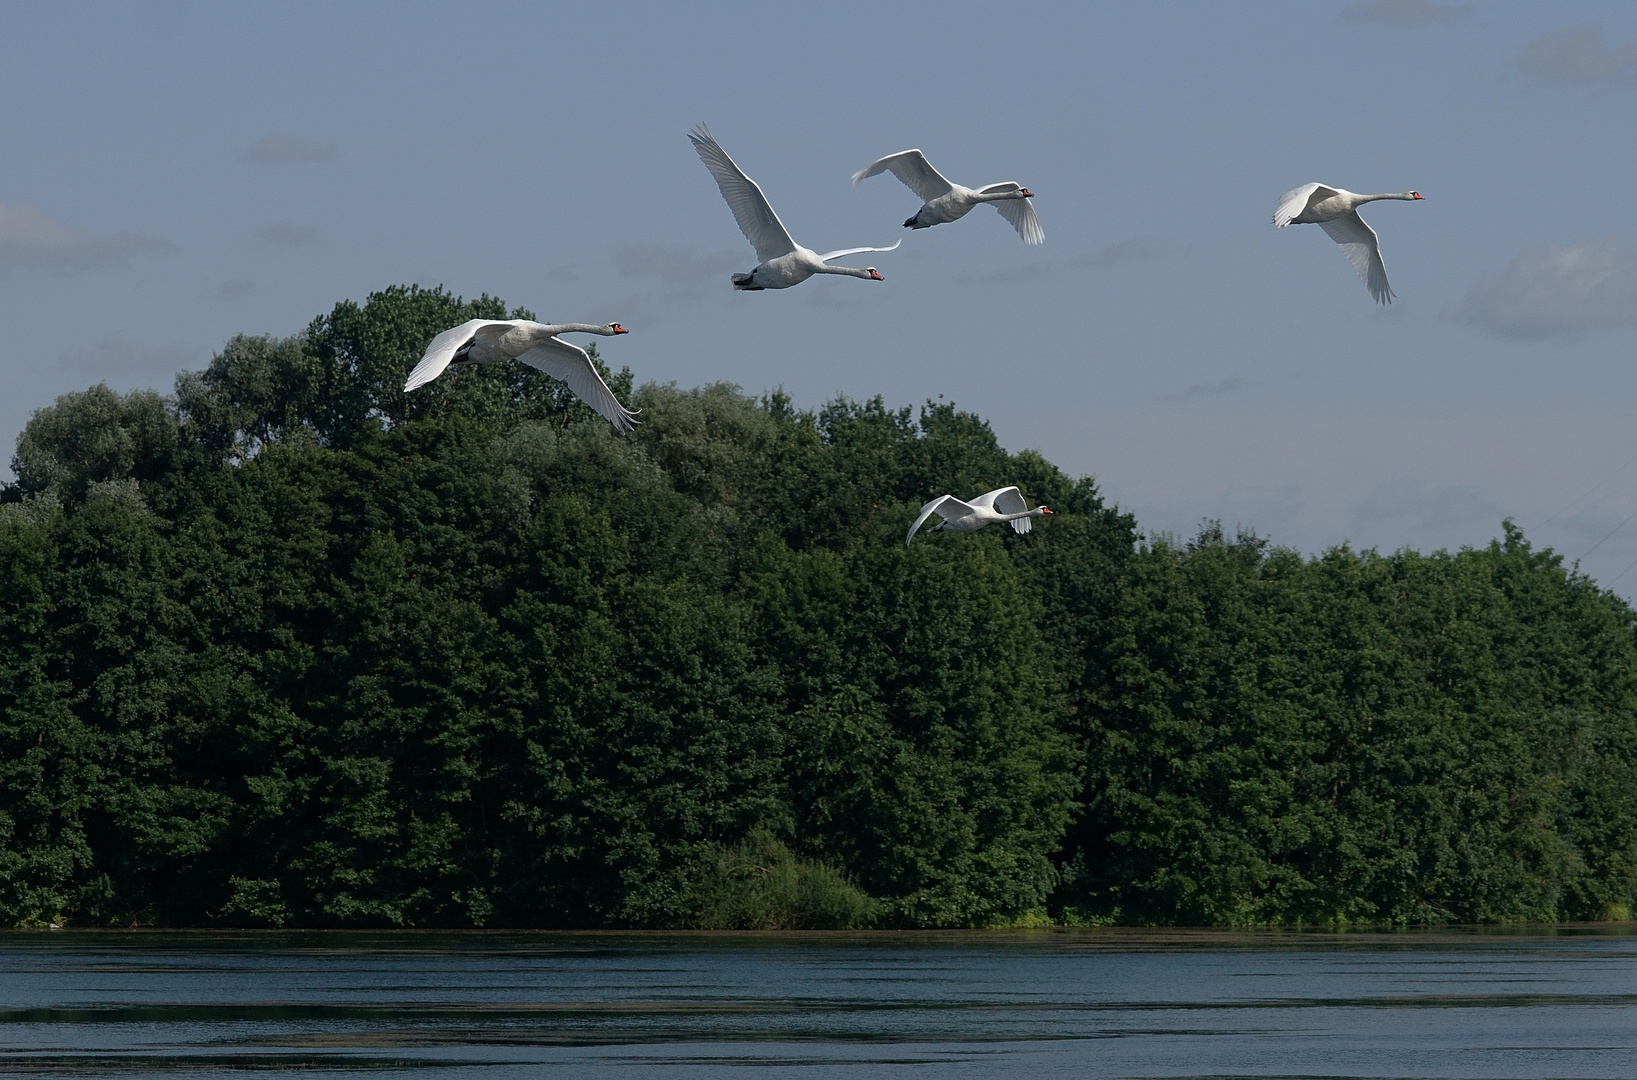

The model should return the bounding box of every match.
[689,125,900,290]
[852,150,1043,245]
[403,319,639,432]
[1272,184,1423,303]
[905,486,1053,545]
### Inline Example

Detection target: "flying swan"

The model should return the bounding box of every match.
[905,486,1053,545]
[403,320,639,432]
[689,124,900,290]
[1272,183,1423,303]
[852,149,1043,245]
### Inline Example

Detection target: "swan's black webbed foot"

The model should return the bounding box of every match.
[731,273,764,291]
[903,216,920,229]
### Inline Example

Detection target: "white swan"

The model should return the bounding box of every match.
[905,486,1053,545]
[403,320,639,432]
[1272,184,1423,303]
[689,125,900,290]
[852,150,1043,245]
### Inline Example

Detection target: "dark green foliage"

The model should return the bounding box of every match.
[3,283,1635,928]
[687,828,877,929]
[1057,524,1637,925]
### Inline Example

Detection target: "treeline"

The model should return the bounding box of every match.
[2,286,1634,928]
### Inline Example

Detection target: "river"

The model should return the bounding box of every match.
[1,928,1633,1077]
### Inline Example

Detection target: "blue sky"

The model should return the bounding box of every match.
[5,1,1637,589]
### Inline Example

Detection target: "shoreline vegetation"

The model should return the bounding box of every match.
[3,285,1636,931]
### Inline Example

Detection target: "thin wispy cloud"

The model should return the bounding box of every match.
[1518,27,1637,85]
[1080,237,1190,270]
[1338,0,1470,26]
[246,134,337,163]
[57,334,198,377]
[614,243,739,295]
[0,203,169,272]
[1351,476,1503,541]
[952,260,1054,287]
[212,278,255,302]
[1447,238,1637,339]
[1161,377,1255,404]
[253,221,321,246]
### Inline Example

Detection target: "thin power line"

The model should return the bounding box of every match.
[1538,447,1637,531]
[1578,504,1637,562]
[1609,553,1637,588]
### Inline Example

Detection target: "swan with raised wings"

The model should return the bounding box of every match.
[689,125,900,290]
[905,486,1053,545]
[852,149,1043,245]
[1272,184,1423,303]
[403,320,639,432]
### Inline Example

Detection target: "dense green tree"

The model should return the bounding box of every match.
[3,283,1635,928]
[1057,524,1637,925]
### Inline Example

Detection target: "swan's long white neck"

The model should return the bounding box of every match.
[1351,192,1420,207]
[975,190,1030,203]
[1001,507,1049,521]
[817,265,879,280]
[540,322,616,336]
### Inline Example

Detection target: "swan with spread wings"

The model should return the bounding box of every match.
[1273,183,1423,303]
[403,319,638,432]
[905,486,1053,545]
[852,149,1043,245]
[689,124,900,290]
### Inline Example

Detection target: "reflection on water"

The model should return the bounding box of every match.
[1,928,1634,1077]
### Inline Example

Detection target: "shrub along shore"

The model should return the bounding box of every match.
[3,286,1635,929]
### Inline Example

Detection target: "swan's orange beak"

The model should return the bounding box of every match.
[611,324,629,334]
[1410,192,1424,199]
[868,269,883,281]
[1040,507,1053,514]
[1021,189,1034,198]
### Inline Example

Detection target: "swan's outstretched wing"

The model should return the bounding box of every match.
[404,319,516,392]
[1319,211,1394,304]
[816,239,902,263]
[689,125,798,264]
[852,150,954,203]
[1272,183,1336,228]
[906,495,977,545]
[971,486,1035,534]
[515,337,641,433]
[990,195,1045,245]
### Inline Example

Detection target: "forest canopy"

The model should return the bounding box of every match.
[3,285,1635,928]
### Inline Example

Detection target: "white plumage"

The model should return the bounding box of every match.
[403,319,639,432]
[905,486,1053,545]
[853,149,1044,245]
[689,125,900,290]
[1272,183,1423,303]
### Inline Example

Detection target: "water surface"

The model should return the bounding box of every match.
[1,928,1633,1077]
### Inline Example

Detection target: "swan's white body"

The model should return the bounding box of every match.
[689,125,900,290]
[905,486,1053,545]
[403,319,639,432]
[1272,183,1423,303]
[852,150,1044,245]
